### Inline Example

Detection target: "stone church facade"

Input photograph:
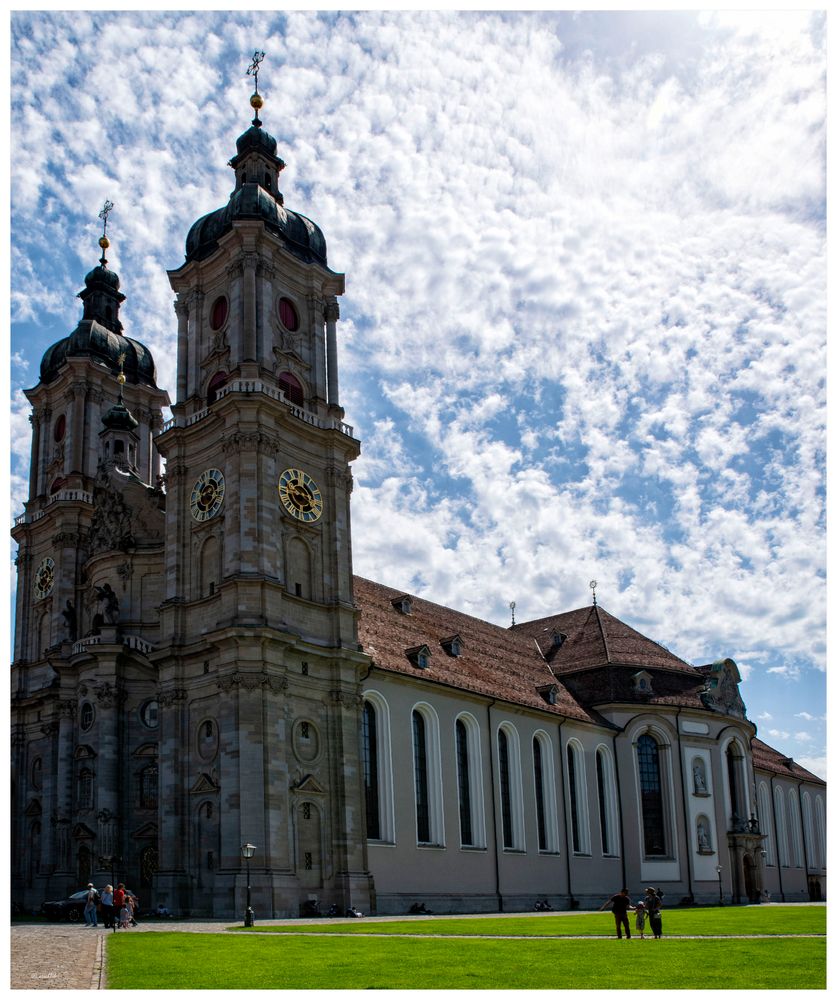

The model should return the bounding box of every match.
[11,92,825,918]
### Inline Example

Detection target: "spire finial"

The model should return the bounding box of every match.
[247,50,266,126]
[589,579,598,606]
[116,352,126,399]
[509,600,516,627]
[97,199,114,265]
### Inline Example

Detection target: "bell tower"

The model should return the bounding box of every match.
[152,56,372,918]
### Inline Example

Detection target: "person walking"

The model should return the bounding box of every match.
[644,887,663,939]
[633,900,647,939]
[112,884,125,932]
[83,884,98,927]
[598,887,634,939]
[100,885,114,929]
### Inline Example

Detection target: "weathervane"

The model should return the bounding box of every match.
[589,580,598,606]
[247,50,266,126]
[509,601,516,627]
[98,199,114,265]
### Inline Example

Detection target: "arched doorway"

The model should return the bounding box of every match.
[743,854,757,902]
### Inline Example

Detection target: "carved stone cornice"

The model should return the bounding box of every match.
[221,430,279,456]
[158,688,188,707]
[226,261,243,280]
[174,299,189,319]
[164,463,189,484]
[324,299,340,322]
[242,251,259,271]
[257,261,275,280]
[88,388,104,406]
[53,531,83,547]
[69,383,88,402]
[330,689,361,709]
[217,671,287,694]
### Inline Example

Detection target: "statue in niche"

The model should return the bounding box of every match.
[697,820,710,851]
[95,583,119,624]
[693,761,707,794]
[61,600,77,641]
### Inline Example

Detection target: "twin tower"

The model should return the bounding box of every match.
[11,88,373,917]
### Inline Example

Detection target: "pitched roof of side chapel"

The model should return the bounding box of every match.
[750,737,825,785]
[353,578,719,722]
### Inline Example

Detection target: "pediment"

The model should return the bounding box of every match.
[132,822,159,839]
[293,774,326,794]
[133,742,158,757]
[190,772,219,794]
[74,744,97,760]
[72,823,97,840]
[24,799,42,817]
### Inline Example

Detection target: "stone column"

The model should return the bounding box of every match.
[28,412,41,497]
[155,686,189,910]
[186,292,204,401]
[175,299,189,404]
[325,299,340,409]
[69,386,87,476]
[242,252,258,362]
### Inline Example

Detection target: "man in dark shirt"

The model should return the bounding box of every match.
[598,887,634,939]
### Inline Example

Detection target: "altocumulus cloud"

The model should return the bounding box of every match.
[9,10,826,775]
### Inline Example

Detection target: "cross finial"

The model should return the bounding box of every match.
[97,199,114,265]
[246,50,266,125]
[589,580,598,606]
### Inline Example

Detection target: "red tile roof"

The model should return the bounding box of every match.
[751,737,825,785]
[353,577,600,724]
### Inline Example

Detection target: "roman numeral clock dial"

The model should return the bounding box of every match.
[278,468,323,523]
[190,469,226,522]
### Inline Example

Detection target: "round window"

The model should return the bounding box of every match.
[80,702,95,732]
[53,415,66,442]
[197,718,218,761]
[140,700,159,729]
[278,297,299,332]
[209,296,229,331]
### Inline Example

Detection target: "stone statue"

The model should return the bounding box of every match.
[697,820,710,851]
[95,583,119,624]
[693,762,707,793]
[61,600,77,641]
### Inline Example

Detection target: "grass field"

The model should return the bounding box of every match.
[105,906,825,990]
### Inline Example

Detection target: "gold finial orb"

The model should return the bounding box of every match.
[250,92,264,110]
[117,371,126,386]
[99,235,110,250]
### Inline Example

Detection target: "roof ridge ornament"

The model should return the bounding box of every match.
[97,199,114,266]
[247,49,266,127]
[589,579,598,606]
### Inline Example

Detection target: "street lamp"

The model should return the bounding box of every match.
[715,864,724,906]
[241,843,256,927]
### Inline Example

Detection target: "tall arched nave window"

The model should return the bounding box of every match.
[497,723,524,851]
[532,731,559,853]
[802,792,817,869]
[786,788,803,867]
[362,693,394,843]
[773,785,789,867]
[455,714,485,848]
[758,782,775,866]
[566,739,591,855]
[814,795,826,871]
[412,704,444,846]
[636,733,667,856]
[596,745,619,856]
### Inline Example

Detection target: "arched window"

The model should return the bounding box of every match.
[758,782,775,866]
[78,768,94,810]
[533,732,560,853]
[497,724,524,851]
[725,742,748,827]
[31,756,43,791]
[814,796,825,871]
[802,792,816,869]
[787,789,802,867]
[207,371,229,405]
[596,746,619,856]
[139,763,158,810]
[279,297,299,332]
[140,846,159,888]
[53,414,66,442]
[209,295,228,331]
[362,693,394,843]
[773,785,788,867]
[278,371,304,407]
[455,714,485,849]
[566,740,590,854]
[637,734,666,856]
[412,705,443,846]
[362,701,381,839]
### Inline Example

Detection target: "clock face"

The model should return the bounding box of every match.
[278,468,323,523]
[34,557,55,599]
[190,469,226,522]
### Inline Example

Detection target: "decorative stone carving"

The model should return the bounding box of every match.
[89,473,136,553]
[61,601,77,641]
[217,671,286,693]
[157,688,188,707]
[94,681,122,707]
[94,583,120,624]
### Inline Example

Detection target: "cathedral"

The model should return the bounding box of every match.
[11,80,825,919]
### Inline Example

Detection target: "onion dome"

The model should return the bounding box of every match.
[184,88,328,267]
[39,230,159,388]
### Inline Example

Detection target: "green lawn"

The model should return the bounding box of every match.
[229,904,823,938]
[106,907,826,989]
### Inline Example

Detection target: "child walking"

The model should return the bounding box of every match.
[634,900,647,939]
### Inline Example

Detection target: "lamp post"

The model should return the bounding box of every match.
[241,843,256,927]
[715,864,724,906]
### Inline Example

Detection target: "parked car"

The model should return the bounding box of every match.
[41,888,140,922]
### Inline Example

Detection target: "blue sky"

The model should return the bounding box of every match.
[8,9,826,777]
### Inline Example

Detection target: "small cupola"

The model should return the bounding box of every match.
[99,354,139,471]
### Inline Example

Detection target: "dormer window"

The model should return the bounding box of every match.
[632,670,654,695]
[537,683,558,705]
[440,635,462,657]
[551,631,567,651]
[391,595,412,615]
[406,644,431,669]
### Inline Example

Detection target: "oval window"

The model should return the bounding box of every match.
[80,702,95,732]
[278,297,299,332]
[209,296,229,331]
[140,700,159,729]
[53,415,66,442]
